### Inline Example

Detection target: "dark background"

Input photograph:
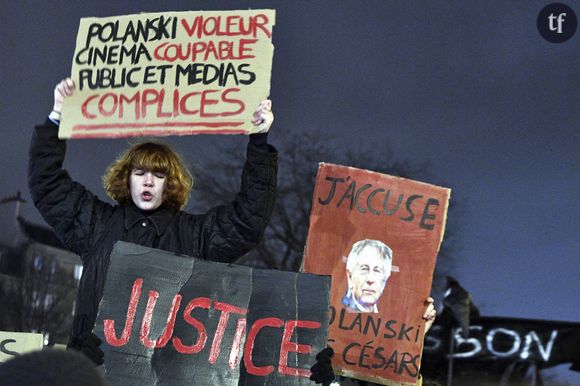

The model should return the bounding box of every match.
[1,1,578,382]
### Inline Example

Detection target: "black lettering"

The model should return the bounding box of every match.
[372,347,386,369]
[338,308,350,330]
[419,198,439,230]
[397,352,419,377]
[384,349,398,371]
[318,176,345,205]
[398,323,414,341]
[400,194,423,222]
[131,43,152,64]
[0,339,21,357]
[151,16,173,41]
[222,63,239,86]
[354,184,372,213]
[328,306,336,325]
[203,63,222,85]
[383,320,397,339]
[85,22,101,46]
[143,66,163,84]
[367,188,384,215]
[75,46,90,65]
[237,63,256,85]
[363,314,381,337]
[414,325,421,343]
[383,190,404,216]
[126,67,141,88]
[359,340,373,369]
[343,342,360,365]
[336,178,355,209]
[156,65,172,85]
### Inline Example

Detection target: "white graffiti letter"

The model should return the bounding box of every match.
[452,326,482,358]
[520,330,558,361]
[487,328,521,358]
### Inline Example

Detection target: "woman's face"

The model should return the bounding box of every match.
[129,169,166,211]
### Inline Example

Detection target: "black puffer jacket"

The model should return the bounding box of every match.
[28,120,277,345]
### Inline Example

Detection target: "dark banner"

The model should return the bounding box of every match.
[422,316,580,382]
[94,241,330,385]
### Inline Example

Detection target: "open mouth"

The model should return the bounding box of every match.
[141,192,153,201]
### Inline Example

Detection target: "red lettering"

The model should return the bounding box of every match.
[81,94,99,119]
[238,39,257,59]
[103,278,143,347]
[225,16,241,36]
[119,92,140,119]
[179,90,201,115]
[229,318,247,369]
[153,42,171,61]
[140,291,182,349]
[252,14,272,38]
[208,302,247,364]
[98,93,118,117]
[243,317,284,376]
[199,90,220,118]
[221,88,245,116]
[172,297,211,354]
[156,89,172,118]
[279,320,321,377]
[180,17,203,38]
[191,42,207,61]
[140,89,161,118]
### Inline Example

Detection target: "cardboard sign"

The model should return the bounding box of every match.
[0,331,44,362]
[301,163,451,385]
[94,241,330,386]
[60,9,276,139]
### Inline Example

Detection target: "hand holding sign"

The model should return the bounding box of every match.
[423,297,437,334]
[251,99,273,133]
[50,78,75,122]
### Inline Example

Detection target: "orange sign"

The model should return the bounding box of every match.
[302,163,451,385]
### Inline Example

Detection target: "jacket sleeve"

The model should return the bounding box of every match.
[28,119,113,258]
[195,141,278,263]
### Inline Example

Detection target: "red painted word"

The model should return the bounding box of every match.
[180,14,272,39]
[153,39,257,62]
[103,278,321,377]
[81,87,244,120]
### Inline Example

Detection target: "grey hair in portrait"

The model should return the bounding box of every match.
[346,239,392,273]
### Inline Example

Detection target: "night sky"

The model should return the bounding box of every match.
[1,0,578,381]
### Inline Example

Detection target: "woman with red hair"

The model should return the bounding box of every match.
[29,78,277,365]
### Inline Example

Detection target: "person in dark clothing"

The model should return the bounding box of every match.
[28,78,277,365]
[0,348,106,386]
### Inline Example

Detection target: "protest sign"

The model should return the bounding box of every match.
[94,241,330,386]
[422,317,580,383]
[0,331,44,362]
[301,163,451,385]
[60,9,275,139]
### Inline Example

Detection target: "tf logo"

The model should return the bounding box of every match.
[537,3,577,43]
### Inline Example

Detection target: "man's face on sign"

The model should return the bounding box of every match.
[129,169,166,211]
[348,246,391,310]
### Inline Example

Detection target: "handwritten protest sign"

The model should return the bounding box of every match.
[60,9,275,139]
[94,241,330,385]
[301,163,451,385]
[0,331,44,362]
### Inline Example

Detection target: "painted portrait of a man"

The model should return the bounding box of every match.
[342,239,393,313]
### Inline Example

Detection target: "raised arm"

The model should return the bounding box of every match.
[192,100,278,262]
[28,79,112,257]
